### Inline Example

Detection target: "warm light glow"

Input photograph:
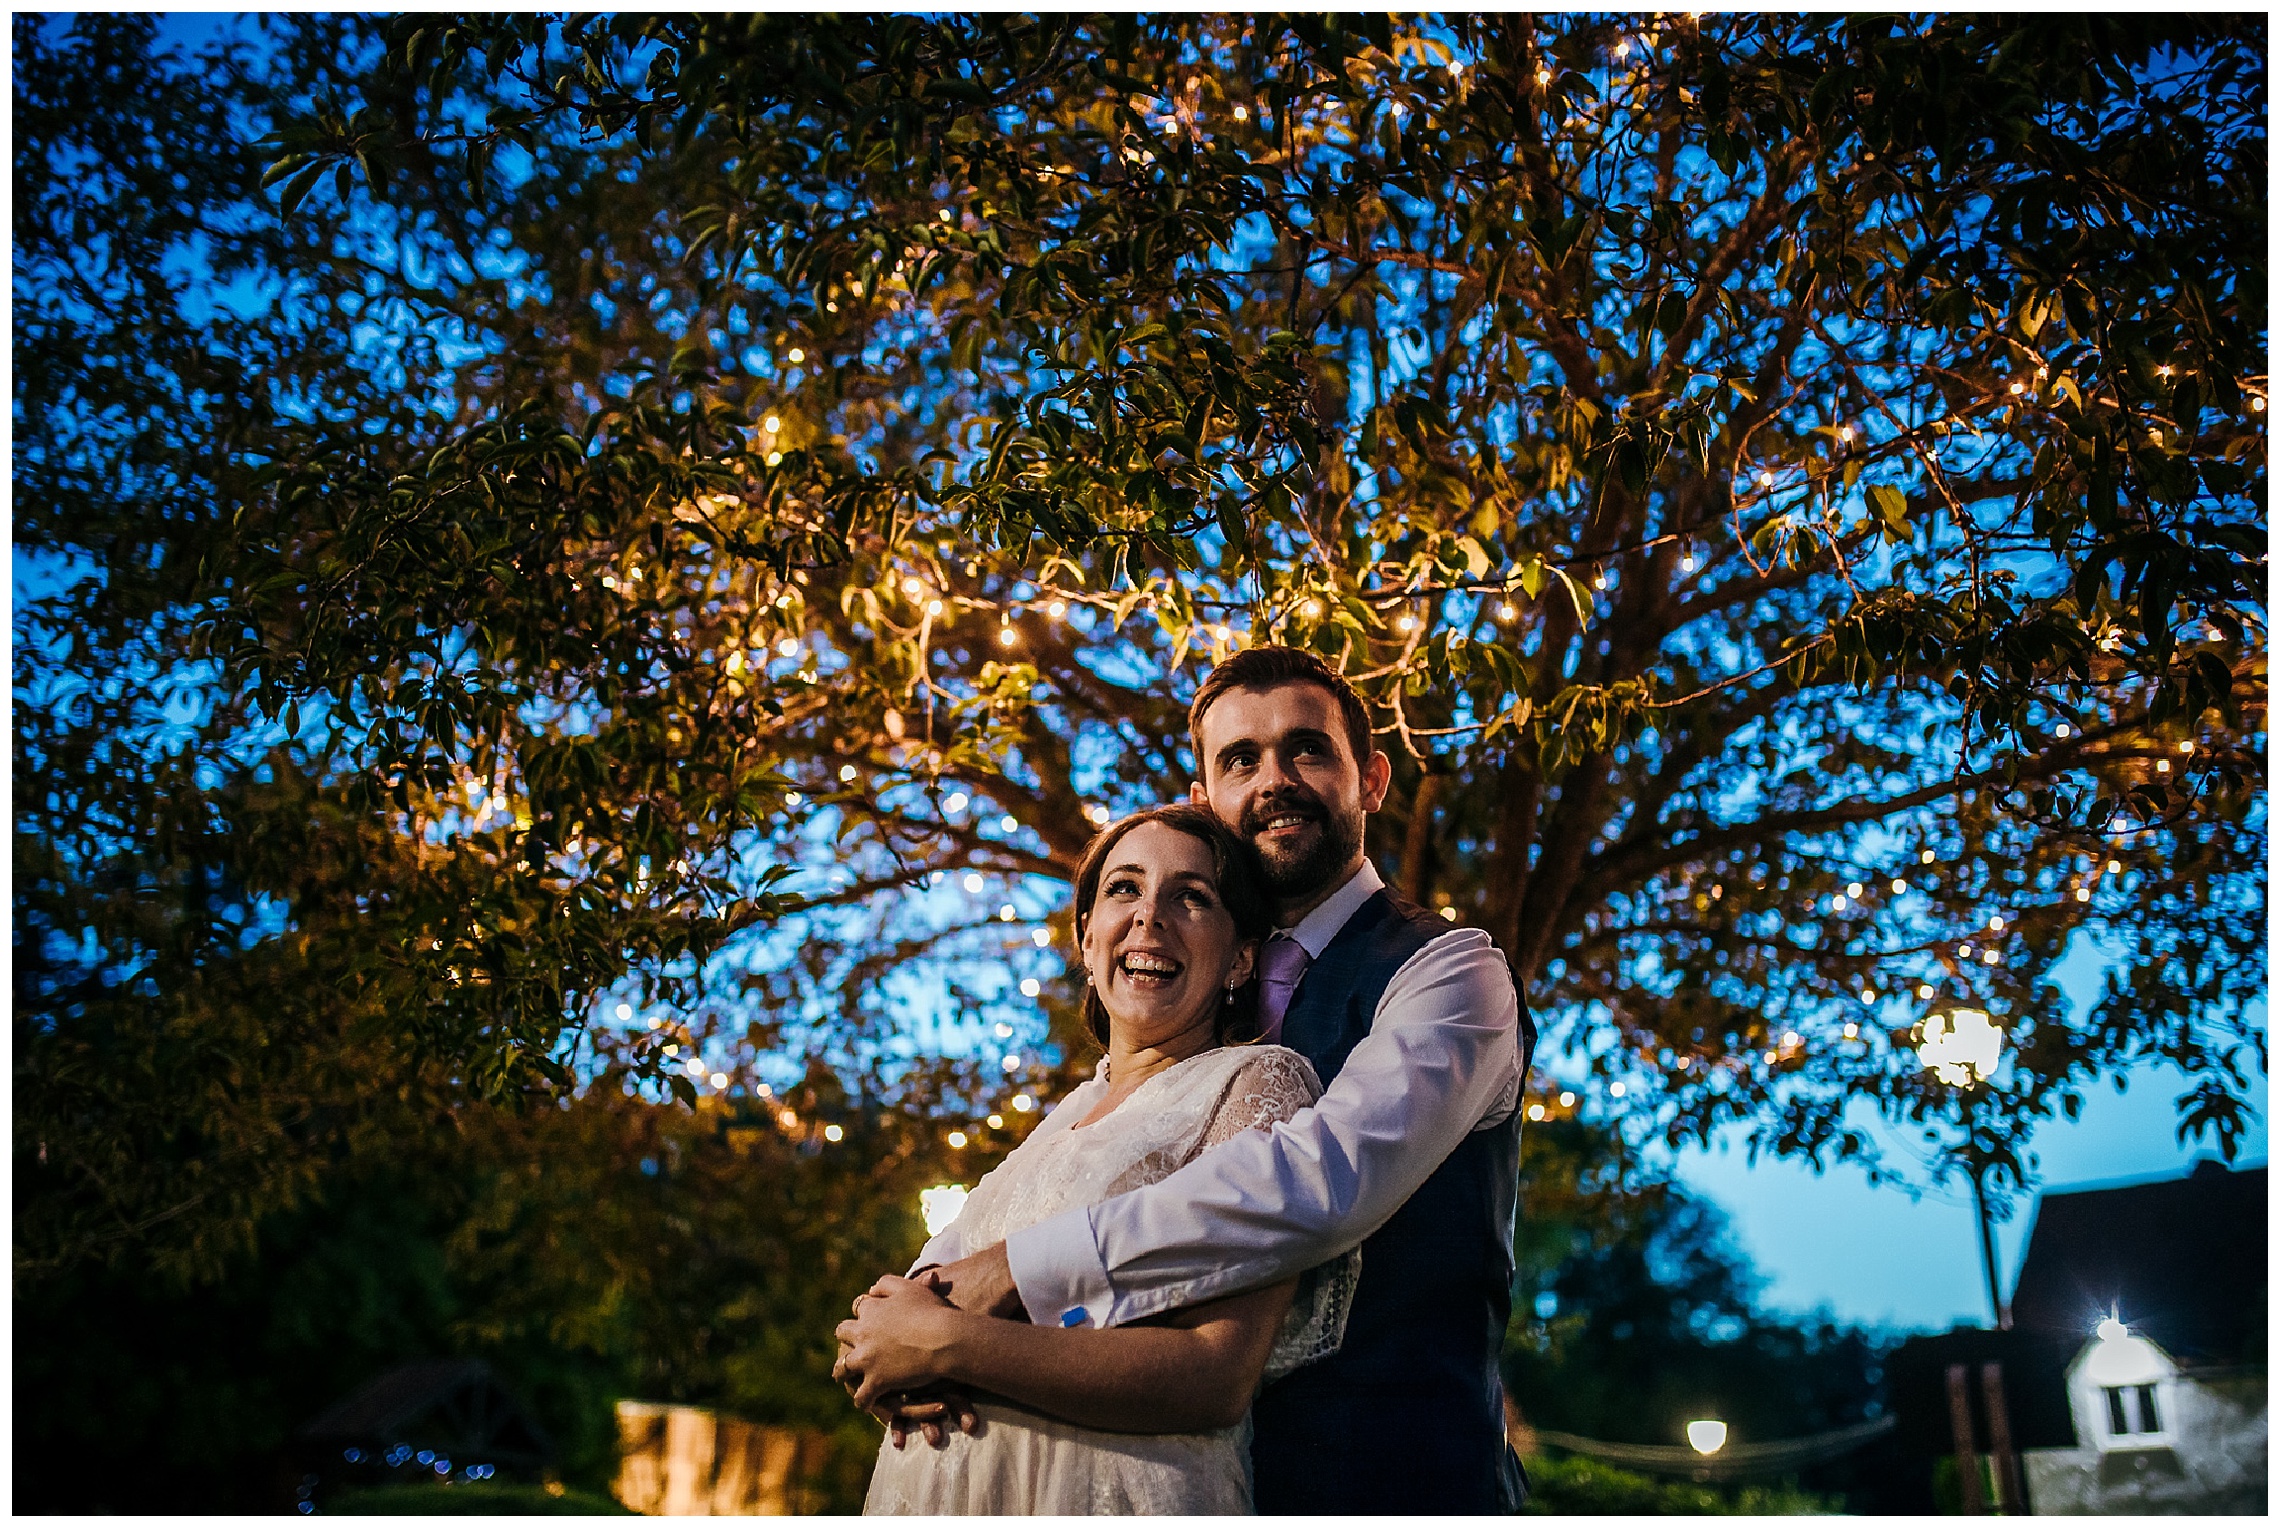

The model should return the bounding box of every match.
[1020,978,1042,997]
[1847,882,1865,899]
[1891,878,1907,893]
[779,1109,799,1128]
[1497,602,1518,621]
[1031,928,1051,948]
[1609,1082,1626,1098]
[926,598,944,616]
[1048,600,1068,619]
[947,1130,969,1149]
[616,1002,633,1021]
[786,348,805,364]
[1921,848,1936,864]
[2055,723,2072,738]
[1001,814,1019,833]
[1832,894,1848,910]
[1527,1103,1546,1121]
[763,414,783,433]
[765,451,783,467]
[1558,1090,1576,1108]
[1687,1419,1729,1455]
[944,791,969,813]
[839,764,858,782]
[902,577,925,598]
[998,626,1018,646]
[823,1122,842,1141]
[999,904,1018,922]
[1011,1093,1036,1112]
[987,1113,1004,1129]
[919,1184,969,1236]
[1918,1007,2002,1087]
[963,873,985,892]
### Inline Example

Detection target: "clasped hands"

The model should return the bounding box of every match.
[837,1245,1019,1448]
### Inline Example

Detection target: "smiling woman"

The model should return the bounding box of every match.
[835,802,1360,1513]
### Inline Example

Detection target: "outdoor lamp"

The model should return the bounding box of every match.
[919,1183,970,1237]
[2084,1317,2164,1387]
[1916,1006,2003,1087]
[1685,1419,1729,1455]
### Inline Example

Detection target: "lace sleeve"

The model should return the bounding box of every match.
[1195,1047,1358,1385]
[1199,1046,1325,1148]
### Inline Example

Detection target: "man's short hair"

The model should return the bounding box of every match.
[1188,645,1376,776]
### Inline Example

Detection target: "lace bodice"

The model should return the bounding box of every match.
[864,1043,1357,1514]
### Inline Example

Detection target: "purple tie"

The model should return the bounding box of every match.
[1257,935,1313,1044]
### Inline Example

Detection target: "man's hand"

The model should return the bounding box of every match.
[923,1241,1026,1319]
[836,1271,985,1447]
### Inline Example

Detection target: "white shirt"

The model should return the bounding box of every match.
[994,859,1524,1330]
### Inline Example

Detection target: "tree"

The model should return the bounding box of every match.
[17,15,2266,1285]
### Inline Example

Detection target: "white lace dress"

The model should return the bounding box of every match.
[862,1044,1356,1515]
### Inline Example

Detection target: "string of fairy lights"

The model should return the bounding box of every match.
[399,14,2255,1150]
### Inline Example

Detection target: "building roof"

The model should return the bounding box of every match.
[2009,1158,2267,1368]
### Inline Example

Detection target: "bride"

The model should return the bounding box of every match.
[837,804,1353,1514]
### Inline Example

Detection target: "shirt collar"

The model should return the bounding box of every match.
[1277,857,1385,960]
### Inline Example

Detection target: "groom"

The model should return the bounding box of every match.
[873,645,1530,1512]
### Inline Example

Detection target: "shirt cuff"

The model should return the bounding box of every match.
[1004,1203,1116,1329]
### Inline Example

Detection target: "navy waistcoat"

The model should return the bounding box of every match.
[1249,889,1526,1515]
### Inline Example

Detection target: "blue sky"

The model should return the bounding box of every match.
[1667,940,2268,1333]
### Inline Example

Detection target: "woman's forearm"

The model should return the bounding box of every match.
[936,1279,1295,1434]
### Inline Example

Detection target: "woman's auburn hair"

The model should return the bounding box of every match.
[1069,803,1275,1049]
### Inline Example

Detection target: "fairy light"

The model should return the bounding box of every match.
[776,637,799,657]
[823,1122,843,1141]
[765,452,783,466]
[926,598,944,616]
[1921,849,1936,864]
[1047,600,1068,619]
[902,577,925,598]
[2076,886,2092,902]
[1000,814,1019,833]
[1302,598,1324,618]
[786,348,805,364]
[1011,1093,1036,1112]
[2105,858,2121,874]
[1757,470,1776,488]
[1395,612,1418,633]
[1527,1103,1546,1121]
[943,791,969,813]
[1890,878,1906,893]
[2056,723,2072,738]
[1838,424,1855,443]
[1497,602,1518,622]
[998,623,1018,647]
[1031,928,1051,947]
[1917,983,1935,1000]
[839,764,858,782]
[1232,104,1249,122]
[1019,978,1042,997]
[779,1109,799,1128]
[763,414,783,432]
[2179,741,2196,755]
[1592,565,1608,590]
[963,872,985,892]
[948,1130,968,1149]
[785,791,803,806]
[1847,881,1865,899]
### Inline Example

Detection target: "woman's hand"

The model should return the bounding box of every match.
[834,1274,967,1413]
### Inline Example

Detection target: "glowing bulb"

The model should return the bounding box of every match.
[1395,613,1417,633]
[926,598,944,616]
[1757,470,1776,488]
[1527,1103,1545,1121]
[823,1122,842,1141]
[763,414,783,433]
[1988,915,2004,931]
[663,1044,678,1057]
[2056,723,2071,738]
[1832,895,1847,910]
[1847,882,1864,899]
[1918,984,1935,1000]
[937,207,953,222]
[1497,602,1518,621]
[2076,886,2092,902]
[616,1002,633,1021]
[948,1131,968,1149]
[2009,382,2026,395]
[1031,928,1050,947]
[1860,990,1877,1005]
[839,764,858,782]
[1891,878,1907,893]
[1558,1090,1576,1108]
[2106,859,2121,874]
[1608,1082,1625,1098]
[2155,759,2170,773]
[1000,1053,1021,1071]
[1302,599,1323,618]
[2179,741,2195,755]
[1233,105,1248,122]
[902,577,924,598]
[944,792,968,813]
[1839,425,1854,443]
[999,904,1017,922]
[1047,600,1068,618]
[785,791,803,806]
[998,626,1017,646]
[780,1109,799,1128]
[777,637,799,657]
[1921,849,1936,864]
[1845,1021,1861,1037]
[1020,978,1042,997]
[2253,397,2266,413]
[919,1184,968,1235]
[765,451,783,467]
[1001,814,1019,833]
[963,873,985,892]
[1011,1093,1035,1112]
[1687,1420,1728,1455]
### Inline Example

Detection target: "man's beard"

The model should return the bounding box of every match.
[1240,789,1365,902]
